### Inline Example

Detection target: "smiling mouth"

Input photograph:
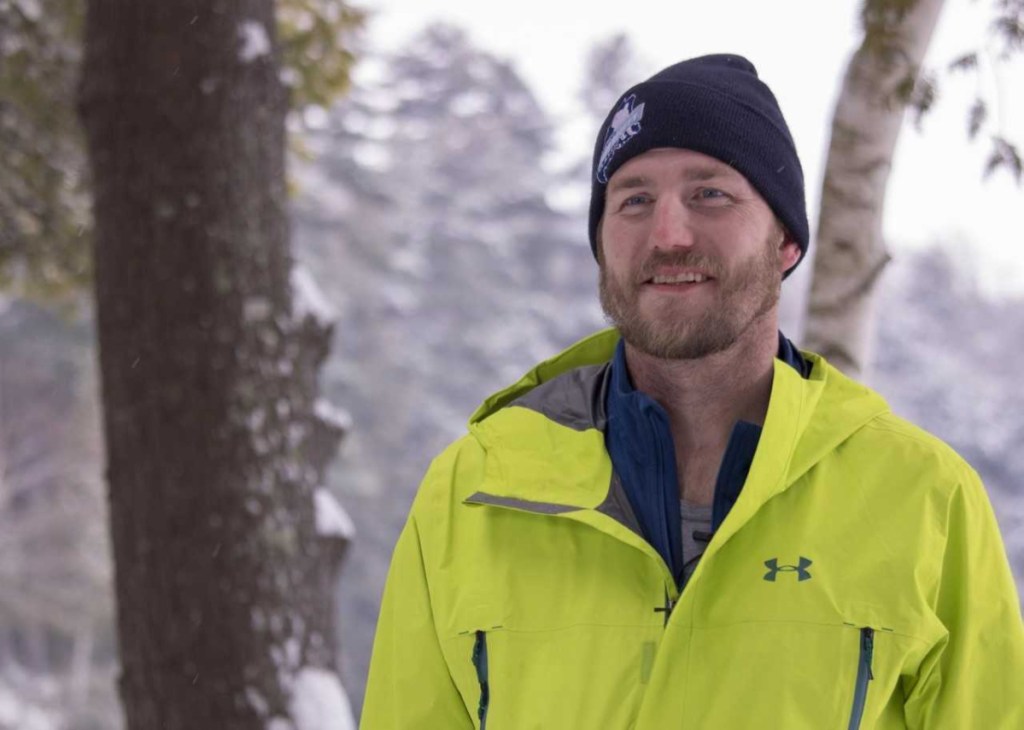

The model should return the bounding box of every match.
[645,272,713,285]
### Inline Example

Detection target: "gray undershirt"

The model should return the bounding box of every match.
[680,500,714,585]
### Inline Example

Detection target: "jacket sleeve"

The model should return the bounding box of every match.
[361,513,474,729]
[904,468,1024,729]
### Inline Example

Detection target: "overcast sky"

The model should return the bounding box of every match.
[359,0,1024,295]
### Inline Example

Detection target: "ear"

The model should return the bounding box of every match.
[778,238,801,274]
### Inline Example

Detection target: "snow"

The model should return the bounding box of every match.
[280,67,302,88]
[0,674,60,730]
[14,0,42,22]
[303,105,330,130]
[244,296,273,323]
[314,488,356,539]
[283,637,302,670]
[451,90,491,117]
[238,20,272,63]
[291,265,336,325]
[252,607,267,630]
[380,282,420,313]
[248,406,267,431]
[289,667,356,730]
[352,141,393,172]
[295,168,356,214]
[388,247,428,278]
[246,686,270,716]
[314,398,352,432]
[360,116,399,142]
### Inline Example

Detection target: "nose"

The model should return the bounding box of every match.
[649,198,697,250]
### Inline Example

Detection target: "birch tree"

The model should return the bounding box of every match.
[803,0,947,378]
[78,2,351,728]
[804,0,1022,378]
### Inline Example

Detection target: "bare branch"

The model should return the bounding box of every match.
[984,136,1023,183]
[947,51,979,71]
[968,98,987,139]
[909,71,939,129]
[991,0,1024,56]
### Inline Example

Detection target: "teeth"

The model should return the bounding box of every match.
[651,272,708,284]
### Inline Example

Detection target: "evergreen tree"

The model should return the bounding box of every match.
[871,246,1024,593]
[291,23,601,706]
[0,301,117,729]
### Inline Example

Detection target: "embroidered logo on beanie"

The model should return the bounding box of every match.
[596,94,646,184]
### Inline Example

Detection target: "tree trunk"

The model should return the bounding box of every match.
[803,0,946,379]
[68,623,95,707]
[78,2,348,728]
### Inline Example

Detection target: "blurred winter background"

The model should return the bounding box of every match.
[2,0,1022,726]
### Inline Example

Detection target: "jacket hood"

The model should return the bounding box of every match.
[467,328,891,505]
[469,329,619,425]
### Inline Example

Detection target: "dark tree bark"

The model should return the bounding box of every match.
[78,2,347,727]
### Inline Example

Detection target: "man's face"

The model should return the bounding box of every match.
[598,148,800,360]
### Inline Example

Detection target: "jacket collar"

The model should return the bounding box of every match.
[467,328,889,519]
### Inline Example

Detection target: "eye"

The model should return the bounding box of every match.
[693,187,731,206]
[620,194,651,209]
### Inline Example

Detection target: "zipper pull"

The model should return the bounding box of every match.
[863,628,875,681]
[654,590,675,626]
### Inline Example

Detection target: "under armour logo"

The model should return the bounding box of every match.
[763,557,813,582]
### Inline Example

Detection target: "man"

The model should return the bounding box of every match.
[361,55,1024,728]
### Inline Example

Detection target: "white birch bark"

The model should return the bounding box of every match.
[68,624,95,707]
[804,0,947,379]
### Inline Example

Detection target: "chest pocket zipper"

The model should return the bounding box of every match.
[847,627,875,730]
[472,631,490,729]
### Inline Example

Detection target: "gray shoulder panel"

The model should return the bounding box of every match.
[508,363,611,432]
[595,471,643,538]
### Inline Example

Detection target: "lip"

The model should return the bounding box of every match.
[641,269,716,288]
[642,267,715,284]
[644,280,713,293]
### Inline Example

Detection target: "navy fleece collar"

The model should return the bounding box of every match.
[604,333,810,587]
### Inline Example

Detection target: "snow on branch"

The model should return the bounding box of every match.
[291,265,336,327]
[313,398,351,433]
[289,666,355,730]
[313,488,355,540]
[238,20,271,63]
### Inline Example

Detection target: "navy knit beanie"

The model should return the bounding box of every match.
[588,54,809,275]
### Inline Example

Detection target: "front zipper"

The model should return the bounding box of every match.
[472,630,490,729]
[847,627,875,730]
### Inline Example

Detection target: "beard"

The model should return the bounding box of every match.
[599,235,782,361]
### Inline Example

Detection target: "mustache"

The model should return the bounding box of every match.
[635,250,723,283]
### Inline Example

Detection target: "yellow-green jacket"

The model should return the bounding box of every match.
[362,329,1024,729]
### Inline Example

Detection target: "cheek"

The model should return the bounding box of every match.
[712,214,760,240]
[603,247,643,284]
[598,226,634,271]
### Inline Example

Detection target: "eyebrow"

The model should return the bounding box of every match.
[683,167,729,182]
[607,176,650,195]
[607,166,732,195]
